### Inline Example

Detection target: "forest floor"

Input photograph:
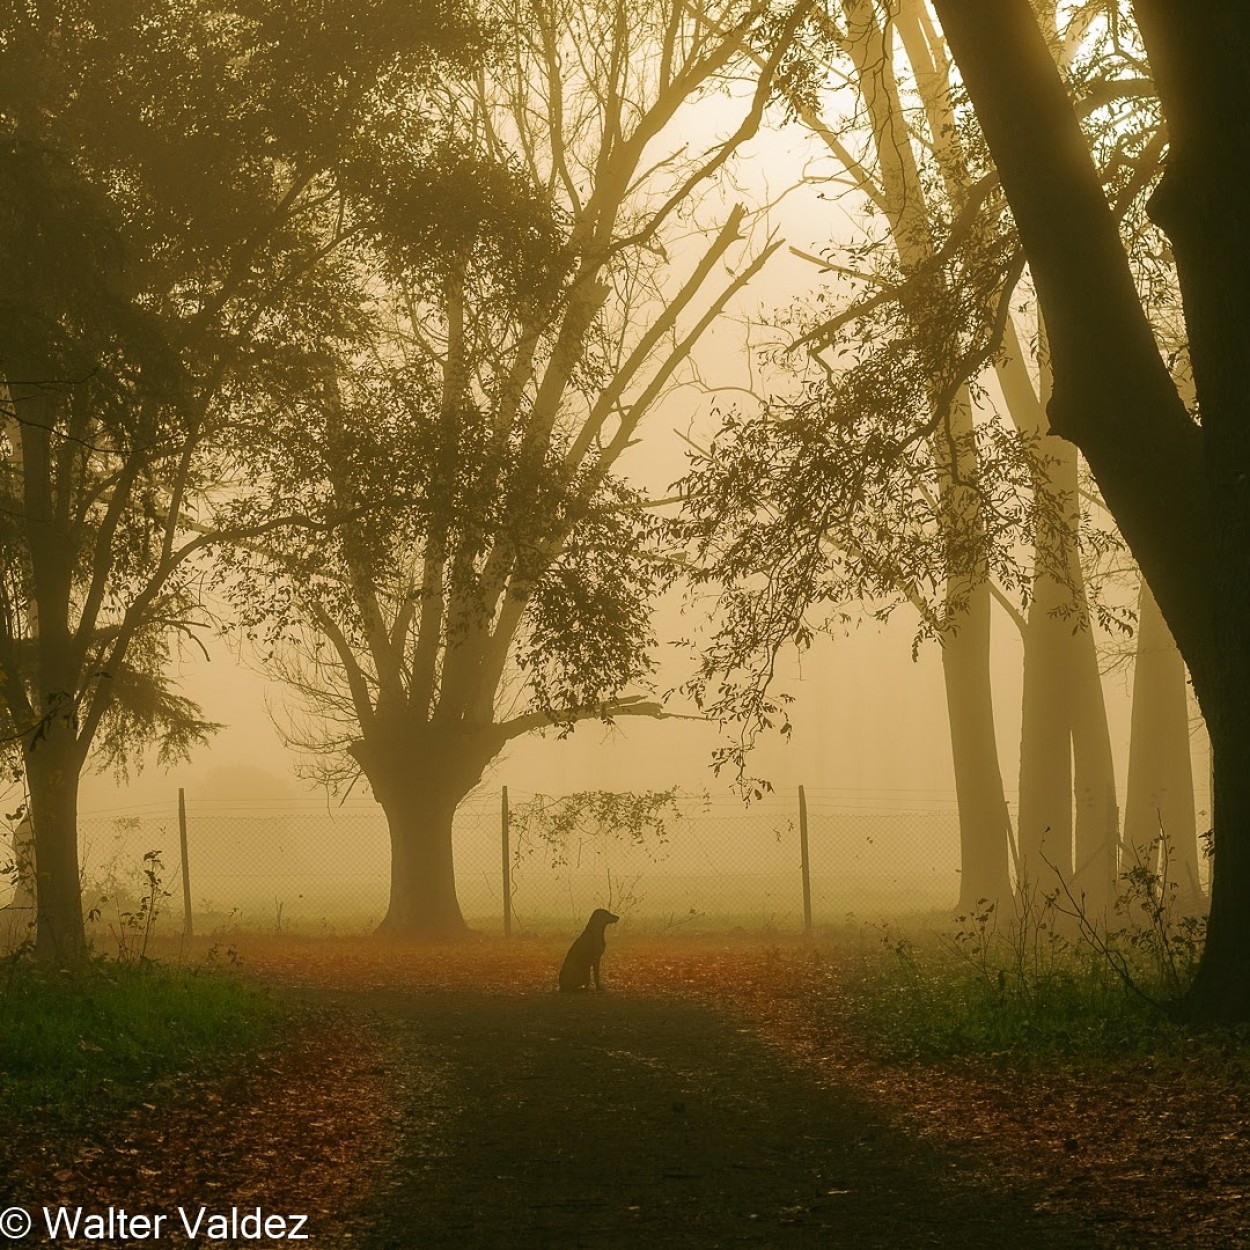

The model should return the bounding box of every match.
[4,935,1248,1248]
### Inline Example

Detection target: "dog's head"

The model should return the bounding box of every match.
[590,908,620,927]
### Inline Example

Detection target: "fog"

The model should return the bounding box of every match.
[7,5,1247,1247]
[63,597,1210,934]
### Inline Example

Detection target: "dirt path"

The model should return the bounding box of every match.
[9,938,1231,1247]
[304,984,1140,1250]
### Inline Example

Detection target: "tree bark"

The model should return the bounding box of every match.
[929,0,1211,674]
[1014,454,1117,909]
[998,327,1107,901]
[1016,566,1073,886]
[26,720,87,962]
[841,0,1012,908]
[1188,707,1250,1019]
[1068,612,1117,914]
[1133,3,1250,1020]
[13,381,89,961]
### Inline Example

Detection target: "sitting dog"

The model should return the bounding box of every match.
[558,908,619,992]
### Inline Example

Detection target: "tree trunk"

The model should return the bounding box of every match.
[1123,581,1202,907]
[1016,511,1118,913]
[839,0,1013,912]
[1069,613,1117,915]
[1017,564,1074,888]
[26,722,87,962]
[1186,702,1250,1020]
[944,580,1013,908]
[375,776,469,938]
[931,0,1250,1017]
[1133,3,1250,1020]
[354,725,497,938]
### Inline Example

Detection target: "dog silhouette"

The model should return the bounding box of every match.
[558,908,619,992]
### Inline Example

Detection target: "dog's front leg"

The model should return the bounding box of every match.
[592,956,602,990]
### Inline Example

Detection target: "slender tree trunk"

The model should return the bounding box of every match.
[998,329,1119,907]
[1015,502,1118,911]
[1123,580,1202,908]
[26,722,86,962]
[839,2,1012,909]
[1017,564,1074,888]
[1068,614,1117,913]
[944,580,1013,907]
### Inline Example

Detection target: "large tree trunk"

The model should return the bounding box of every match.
[375,776,468,938]
[26,722,87,962]
[354,725,497,938]
[1133,3,1250,1021]
[1123,581,1202,907]
[944,580,1013,908]
[1186,704,1250,1020]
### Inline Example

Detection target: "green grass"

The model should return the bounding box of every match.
[830,937,1189,1065]
[0,958,286,1123]
[803,879,1235,1069]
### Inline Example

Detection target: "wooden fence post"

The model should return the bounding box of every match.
[799,784,812,937]
[501,786,512,938]
[178,787,193,938]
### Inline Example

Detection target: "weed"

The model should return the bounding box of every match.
[1047,834,1207,1015]
[89,849,171,964]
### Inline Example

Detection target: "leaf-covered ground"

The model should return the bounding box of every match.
[5,936,1247,1247]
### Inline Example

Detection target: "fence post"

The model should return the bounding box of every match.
[799,784,812,937]
[501,786,512,938]
[178,787,193,938]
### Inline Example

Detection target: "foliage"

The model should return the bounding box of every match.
[675,0,1169,785]
[223,0,795,813]
[1047,836,1207,1011]
[508,788,691,926]
[677,394,1054,778]
[0,0,486,770]
[0,0,500,954]
[88,849,173,965]
[511,788,685,870]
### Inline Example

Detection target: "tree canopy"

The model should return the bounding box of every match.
[0,0,491,955]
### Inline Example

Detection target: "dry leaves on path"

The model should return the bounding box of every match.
[6,1005,407,1246]
[672,945,1250,1250]
[9,935,1249,1248]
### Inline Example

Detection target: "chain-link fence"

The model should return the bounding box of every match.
[7,788,965,936]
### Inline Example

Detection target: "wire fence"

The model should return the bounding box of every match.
[5,788,965,937]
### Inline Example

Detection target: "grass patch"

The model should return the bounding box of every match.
[822,880,1215,1067]
[0,958,286,1125]
[831,933,1189,1064]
